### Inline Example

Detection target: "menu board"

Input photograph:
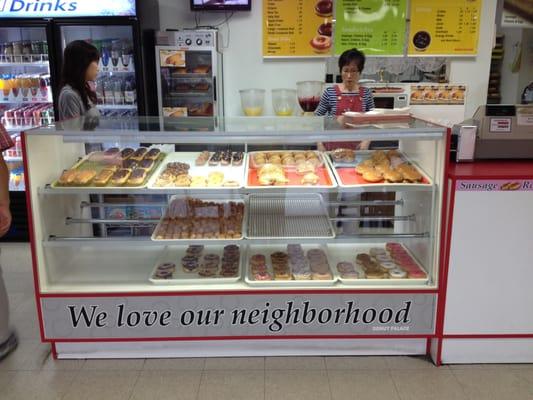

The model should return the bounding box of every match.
[408,0,481,56]
[263,0,333,57]
[334,0,407,56]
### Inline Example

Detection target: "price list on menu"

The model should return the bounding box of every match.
[263,0,333,58]
[408,0,481,56]
[334,0,407,56]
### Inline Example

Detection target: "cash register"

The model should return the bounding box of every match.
[451,104,533,161]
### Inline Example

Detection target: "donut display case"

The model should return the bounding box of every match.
[23,116,449,359]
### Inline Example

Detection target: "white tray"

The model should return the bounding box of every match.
[149,245,244,285]
[51,149,165,190]
[151,197,246,242]
[147,152,246,189]
[244,244,338,287]
[244,150,337,190]
[326,243,429,286]
[325,150,434,189]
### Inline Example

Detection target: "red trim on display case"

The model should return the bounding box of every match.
[433,128,453,366]
[448,160,533,179]
[51,342,57,360]
[22,133,47,343]
[443,334,533,339]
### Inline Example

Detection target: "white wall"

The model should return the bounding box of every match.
[158,0,326,116]
[448,0,497,118]
[158,0,496,118]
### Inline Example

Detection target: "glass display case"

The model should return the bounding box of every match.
[23,116,448,358]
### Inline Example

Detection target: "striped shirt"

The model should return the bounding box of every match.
[0,124,14,152]
[315,86,375,117]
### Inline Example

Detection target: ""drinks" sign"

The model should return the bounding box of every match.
[0,0,136,18]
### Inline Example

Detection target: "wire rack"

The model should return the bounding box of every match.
[247,194,335,239]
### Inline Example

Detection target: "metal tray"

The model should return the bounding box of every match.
[246,193,335,239]
[147,152,246,189]
[244,244,338,287]
[327,243,429,286]
[149,244,244,285]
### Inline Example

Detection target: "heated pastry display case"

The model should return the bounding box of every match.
[24,116,449,359]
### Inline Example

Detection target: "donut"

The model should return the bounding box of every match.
[293,269,312,280]
[312,271,332,280]
[315,0,332,17]
[318,22,332,37]
[310,35,332,53]
[380,261,398,270]
[254,270,272,281]
[389,268,407,279]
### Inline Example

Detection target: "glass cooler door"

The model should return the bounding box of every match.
[0,26,54,193]
[57,24,138,118]
[156,47,215,118]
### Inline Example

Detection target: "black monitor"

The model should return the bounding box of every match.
[190,0,251,11]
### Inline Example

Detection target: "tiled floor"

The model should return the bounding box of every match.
[1,244,532,400]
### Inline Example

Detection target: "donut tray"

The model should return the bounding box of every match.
[50,149,166,190]
[151,197,246,242]
[149,245,244,285]
[246,194,335,239]
[147,151,246,190]
[325,150,433,189]
[244,244,338,287]
[327,243,429,286]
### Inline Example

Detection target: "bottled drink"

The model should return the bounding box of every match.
[113,79,124,105]
[39,75,48,98]
[121,41,132,67]
[101,42,110,67]
[95,78,105,104]
[111,40,121,67]
[103,79,114,104]
[12,41,22,62]
[3,42,13,63]
[124,78,136,105]
[22,41,32,62]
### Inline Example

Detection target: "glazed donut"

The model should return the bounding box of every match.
[310,35,332,53]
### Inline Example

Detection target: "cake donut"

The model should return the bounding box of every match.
[310,35,332,54]
[389,268,407,279]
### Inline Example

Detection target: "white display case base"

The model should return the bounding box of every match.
[440,338,533,364]
[55,338,428,359]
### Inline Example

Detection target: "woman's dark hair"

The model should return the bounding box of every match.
[338,48,366,73]
[60,40,99,109]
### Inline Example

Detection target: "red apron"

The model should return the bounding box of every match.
[323,85,364,151]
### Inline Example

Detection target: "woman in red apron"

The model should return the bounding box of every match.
[315,48,375,151]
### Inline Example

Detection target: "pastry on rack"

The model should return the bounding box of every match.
[130,147,148,162]
[396,163,422,182]
[190,176,207,187]
[382,168,403,183]
[330,148,355,163]
[127,168,148,186]
[57,169,78,186]
[73,170,97,186]
[209,151,222,166]
[362,169,383,183]
[93,169,114,186]
[207,171,224,187]
[122,159,138,170]
[258,164,288,186]
[118,148,135,161]
[111,168,132,186]
[301,172,320,185]
[144,148,161,161]
[139,159,155,171]
[232,151,244,166]
[220,149,232,166]
[174,174,192,187]
[195,151,210,166]
[295,160,316,175]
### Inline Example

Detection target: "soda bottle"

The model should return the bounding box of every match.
[121,41,132,68]
[101,42,110,67]
[113,79,124,105]
[124,77,136,105]
[111,40,121,67]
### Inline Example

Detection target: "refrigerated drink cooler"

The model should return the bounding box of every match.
[155,30,224,118]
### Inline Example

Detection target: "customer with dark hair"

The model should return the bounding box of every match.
[315,48,374,150]
[0,123,16,360]
[58,40,100,120]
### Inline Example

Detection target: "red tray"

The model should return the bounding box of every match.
[247,166,334,187]
[335,167,430,185]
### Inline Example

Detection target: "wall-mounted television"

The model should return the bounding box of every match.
[190,0,251,11]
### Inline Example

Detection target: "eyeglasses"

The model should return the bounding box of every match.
[341,69,360,75]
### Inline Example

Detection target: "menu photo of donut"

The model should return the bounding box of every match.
[160,50,186,67]
[310,0,333,54]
